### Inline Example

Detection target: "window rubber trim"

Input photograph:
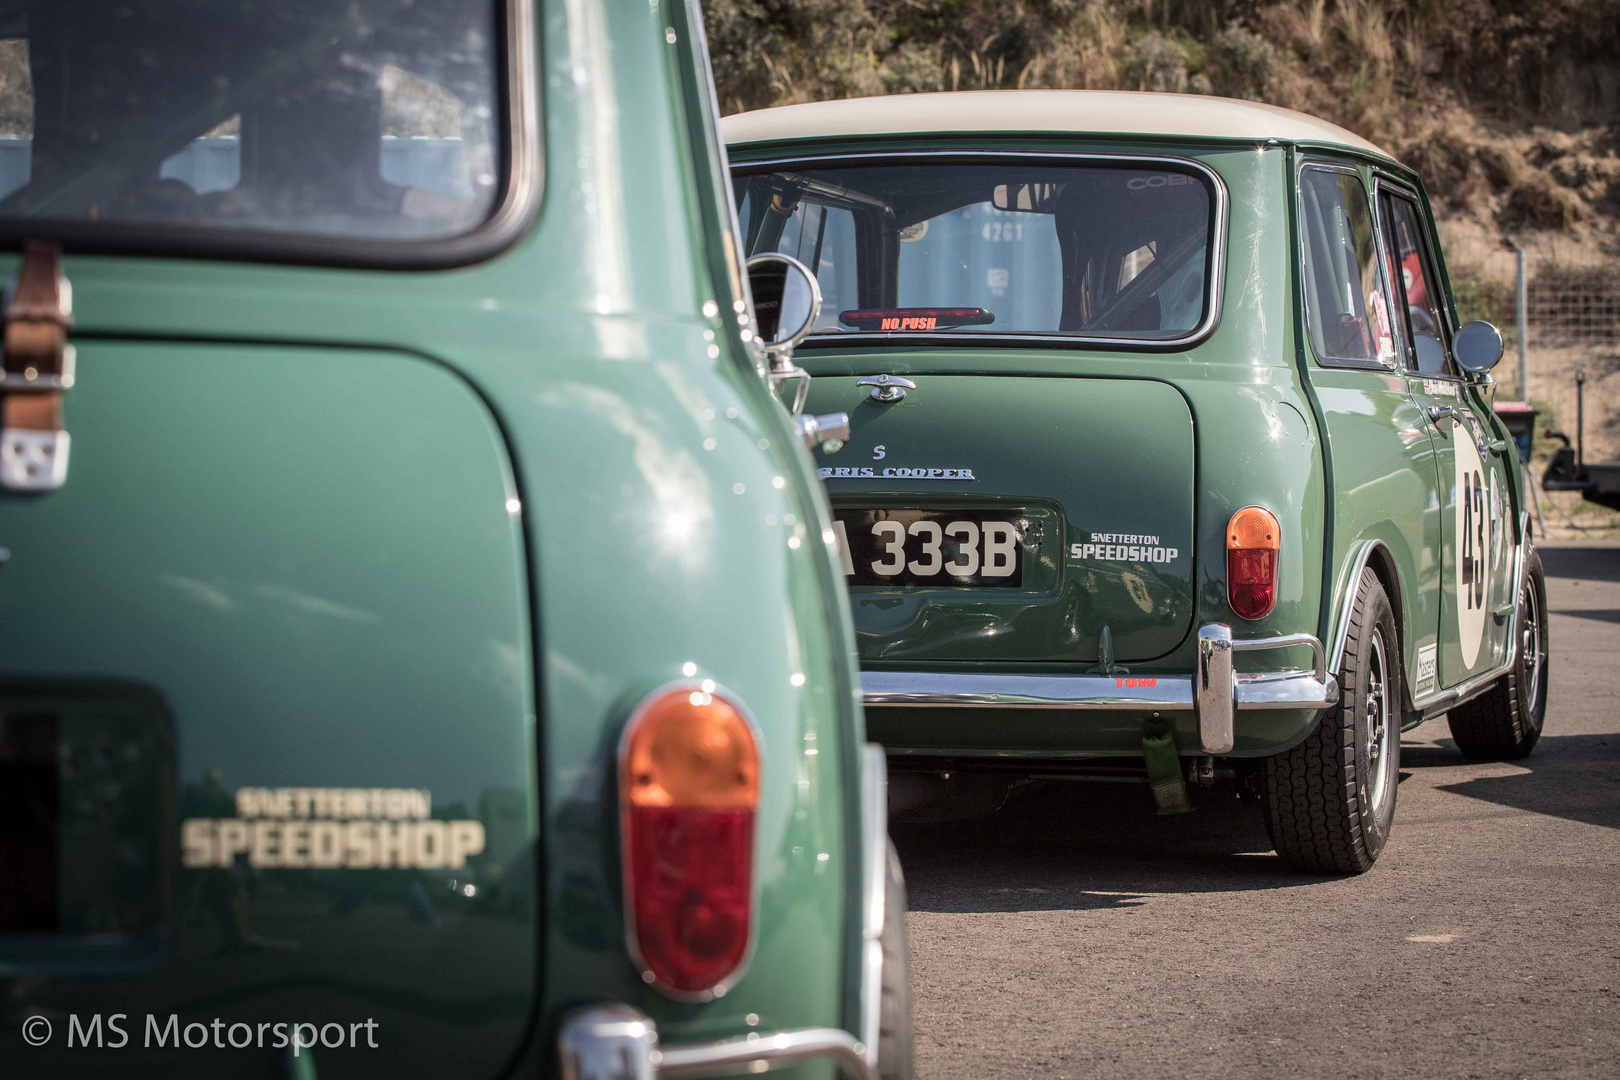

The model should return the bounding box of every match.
[729,149,1230,353]
[0,0,541,271]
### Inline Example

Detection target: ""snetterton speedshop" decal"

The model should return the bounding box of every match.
[182,787,486,871]
[1070,532,1180,564]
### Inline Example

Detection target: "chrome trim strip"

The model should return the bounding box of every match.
[659,1027,874,1080]
[730,150,1230,352]
[558,1007,877,1080]
[1232,631,1329,684]
[861,625,1339,738]
[1326,539,1382,676]
[862,669,1337,711]
[864,670,1194,711]
[1408,515,1530,713]
[858,745,888,1069]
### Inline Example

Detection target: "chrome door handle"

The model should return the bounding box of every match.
[1427,404,1458,430]
[855,374,915,403]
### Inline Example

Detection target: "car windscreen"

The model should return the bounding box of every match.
[0,0,501,246]
[733,160,1219,344]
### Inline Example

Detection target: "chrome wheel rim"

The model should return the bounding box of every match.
[1521,581,1545,722]
[1363,630,1393,813]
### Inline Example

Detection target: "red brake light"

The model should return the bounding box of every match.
[1227,506,1281,620]
[620,685,759,997]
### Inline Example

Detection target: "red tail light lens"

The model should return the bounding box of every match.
[1227,506,1281,620]
[620,685,759,997]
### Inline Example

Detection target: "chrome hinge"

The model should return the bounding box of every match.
[0,427,70,491]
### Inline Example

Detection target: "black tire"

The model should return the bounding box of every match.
[877,840,913,1080]
[1262,567,1403,873]
[1448,547,1549,760]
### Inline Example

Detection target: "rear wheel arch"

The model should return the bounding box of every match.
[1328,537,1406,654]
[1330,539,1410,683]
[1360,544,1412,701]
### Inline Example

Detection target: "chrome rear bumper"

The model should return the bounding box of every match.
[861,623,1338,755]
[559,1007,876,1079]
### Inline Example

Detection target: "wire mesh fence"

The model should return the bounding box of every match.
[1450,255,1620,351]
[1448,249,1620,536]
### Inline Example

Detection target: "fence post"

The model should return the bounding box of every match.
[1502,236,1529,402]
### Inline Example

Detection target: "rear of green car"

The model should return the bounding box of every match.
[1,3,900,1078]
[724,92,1545,877]
[724,123,1334,771]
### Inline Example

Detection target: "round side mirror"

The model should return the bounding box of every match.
[1453,320,1504,374]
[746,253,822,356]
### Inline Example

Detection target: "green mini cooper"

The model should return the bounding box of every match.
[0,2,907,1078]
[724,90,1549,874]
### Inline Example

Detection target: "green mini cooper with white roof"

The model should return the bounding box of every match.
[0,2,908,1079]
[724,90,1549,874]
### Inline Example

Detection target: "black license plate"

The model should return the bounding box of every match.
[834,509,1024,587]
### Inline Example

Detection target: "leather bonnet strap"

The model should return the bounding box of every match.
[1,240,74,491]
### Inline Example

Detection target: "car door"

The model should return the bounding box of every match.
[1297,162,1445,700]
[1375,182,1515,689]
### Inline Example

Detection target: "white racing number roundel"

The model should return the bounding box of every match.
[1454,429,1491,668]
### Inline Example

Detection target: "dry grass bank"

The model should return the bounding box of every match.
[705,0,1620,248]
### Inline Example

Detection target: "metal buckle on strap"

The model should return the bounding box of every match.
[1,342,75,391]
[0,426,71,491]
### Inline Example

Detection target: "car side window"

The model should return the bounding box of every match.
[1299,166,1398,367]
[1379,193,1453,377]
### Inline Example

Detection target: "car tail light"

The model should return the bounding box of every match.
[620,684,759,997]
[1227,506,1280,620]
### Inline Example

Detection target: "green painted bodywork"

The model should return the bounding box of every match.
[726,132,1525,761]
[0,3,863,1078]
[821,374,1196,664]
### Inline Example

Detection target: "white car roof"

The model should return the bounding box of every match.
[720,90,1392,159]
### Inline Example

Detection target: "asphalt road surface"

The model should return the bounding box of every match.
[893,543,1619,1080]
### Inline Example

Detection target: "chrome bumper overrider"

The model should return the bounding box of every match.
[860,623,1338,755]
[558,1007,876,1079]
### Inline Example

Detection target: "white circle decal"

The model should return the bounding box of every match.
[1454,430,1490,668]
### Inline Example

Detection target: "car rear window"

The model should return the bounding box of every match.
[0,1,502,246]
[733,159,1220,345]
